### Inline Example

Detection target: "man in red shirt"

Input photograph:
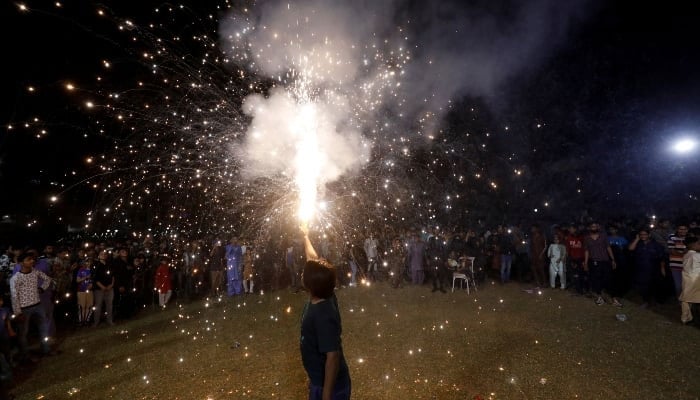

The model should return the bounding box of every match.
[565,224,587,295]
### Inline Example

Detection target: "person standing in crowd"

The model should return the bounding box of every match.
[679,236,700,325]
[408,233,427,285]
[299,224,351,400]
[177,243,191,298]
[286,240,302,292]
[344,245,358,288]
[155,256,173,308]
[113,247,134,320]
[28,247,56,337]
[487,228,501,280]
[547,235,567,289]
[386,237,406,289]
[512,225,529,282]
[9,253,53,362]
[131,254,147,309]
[0,246,15,305]
[447,232,465,260]
[529,225,547,288]
[363,232,379,282]
[565,224,587,294]
[547,233,567,290]
[225,237,244,296]
[182,242,203,299]
[92,250,115,327]
[608,225,630,298]
[584,222,622,307]
[497,226,515,284]
[0,296,16,398]
[75,260,93,326]
[628,228,666,308]
[51,252,72,326]
[427,236,447,293]
[651,219,673,247]
[668,223,689,298]
[209,240,225,297]
[242,243,256,294]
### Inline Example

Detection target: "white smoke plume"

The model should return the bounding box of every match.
[219,0,591,217]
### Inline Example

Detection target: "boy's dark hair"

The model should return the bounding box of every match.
[18,252,36,262]
[302,259,336,299]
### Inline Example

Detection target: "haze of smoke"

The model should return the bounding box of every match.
[220,0,591,182]
[237,88,369,186]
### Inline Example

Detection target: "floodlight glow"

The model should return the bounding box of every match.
[672,138,697,154]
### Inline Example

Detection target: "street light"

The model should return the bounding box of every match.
[671,137,697,154]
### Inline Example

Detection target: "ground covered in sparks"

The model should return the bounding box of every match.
[12,282,700,399]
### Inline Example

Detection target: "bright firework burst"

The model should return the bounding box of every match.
[9,0,567,245]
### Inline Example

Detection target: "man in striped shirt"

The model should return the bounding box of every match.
[9,253,52,362]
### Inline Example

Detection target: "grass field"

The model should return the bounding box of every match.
[11,281,700,400]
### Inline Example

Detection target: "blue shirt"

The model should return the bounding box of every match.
[300,295,350,388]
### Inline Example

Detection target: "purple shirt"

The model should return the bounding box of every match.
[226,244,243,268]
[584,234,611,262]
[77,267,92,292]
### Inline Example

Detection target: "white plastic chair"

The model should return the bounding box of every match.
[452,257,477,294]
[452,272,468,293]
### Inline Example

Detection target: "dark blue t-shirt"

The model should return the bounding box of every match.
[300,295,350,388]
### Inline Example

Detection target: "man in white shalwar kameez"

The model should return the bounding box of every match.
[679,237,700,324]
[547,236,567,289]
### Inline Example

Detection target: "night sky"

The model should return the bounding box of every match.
[1,0,699,242]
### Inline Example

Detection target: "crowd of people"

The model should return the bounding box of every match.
[0,215,699,398]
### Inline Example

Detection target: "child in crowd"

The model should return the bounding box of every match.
[547,235,567,289]
[155,256,173,308]
[242,244,255,294]
[75,260,93,326]
[387,238,406,289]
[447,251,460,271]
[300,224,351,400]
[680,237,700,325]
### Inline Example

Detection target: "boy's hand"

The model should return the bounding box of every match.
[300,223,309,237]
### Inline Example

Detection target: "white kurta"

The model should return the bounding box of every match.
[547,243,567,289]
[680,250,700,303]
[679,249,700,323]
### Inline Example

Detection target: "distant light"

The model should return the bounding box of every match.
[672,138,697,154]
